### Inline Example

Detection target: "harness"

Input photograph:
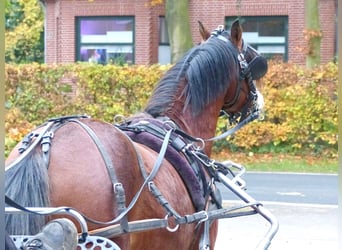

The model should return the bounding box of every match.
[6,114,279,249]
[5,28,276,250]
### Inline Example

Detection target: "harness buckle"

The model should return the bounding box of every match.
[238,53,248,70]
[198,211,209,223]
[113,183,124,194]
[19,132,38,154]
[41,131,54,154]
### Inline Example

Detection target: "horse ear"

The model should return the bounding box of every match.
[230,19,243,49]
[198,20,211,41]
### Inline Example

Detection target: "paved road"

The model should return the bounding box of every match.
[214,172,339,250]
[217,172,338,205]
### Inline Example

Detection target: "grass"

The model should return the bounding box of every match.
[211,152,338,174]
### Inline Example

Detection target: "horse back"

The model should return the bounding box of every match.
[6,117,214,249]
[47,119,141,221]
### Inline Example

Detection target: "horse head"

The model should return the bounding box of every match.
[199,20,267,125]
[144,20,267,153]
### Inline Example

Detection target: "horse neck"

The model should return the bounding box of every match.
[166,97,223,156]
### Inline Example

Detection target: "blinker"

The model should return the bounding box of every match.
[249,56,268,80]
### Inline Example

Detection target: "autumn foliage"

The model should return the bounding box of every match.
[216,61,337,157]
[5,61,337,157]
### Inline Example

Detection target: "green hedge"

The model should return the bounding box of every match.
[5,61,337,157]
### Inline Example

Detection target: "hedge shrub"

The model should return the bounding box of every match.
[216,61,337,157]
[5,61,337,157]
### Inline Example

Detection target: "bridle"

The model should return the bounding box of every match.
[206,25,267,141]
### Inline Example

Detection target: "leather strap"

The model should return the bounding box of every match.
[5,121,55,172]
[68,119,128,232]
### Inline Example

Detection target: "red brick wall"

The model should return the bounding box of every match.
[43,0,336,65]
[187,0,336,64]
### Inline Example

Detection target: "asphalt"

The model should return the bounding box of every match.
[214,201,338,250]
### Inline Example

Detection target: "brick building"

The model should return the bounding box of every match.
[40,0,337,65]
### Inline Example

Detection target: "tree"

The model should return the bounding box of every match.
[5,0,44,63]
[165,0,193,63]
[151,0,193,63]
[304,0,321,68]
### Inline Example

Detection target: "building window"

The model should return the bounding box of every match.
[225,16,288,61]
[76,16,135,64]
[158,16,170,64]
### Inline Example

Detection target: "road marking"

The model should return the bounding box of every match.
[222,199,338,209]
[247,171,338,176]
[276,191,306,197]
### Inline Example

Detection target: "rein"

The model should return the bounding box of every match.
[205,110,260,142]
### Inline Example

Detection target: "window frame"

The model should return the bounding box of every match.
[75,16,135,64]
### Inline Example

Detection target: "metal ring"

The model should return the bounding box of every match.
[165,214,179,232]
[163,120,176,130]
[217,24,224,31]
[113,114,126,125]
[193,138,205,151]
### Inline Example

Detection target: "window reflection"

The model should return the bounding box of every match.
[76,17,134,64]
[158,16,170,64]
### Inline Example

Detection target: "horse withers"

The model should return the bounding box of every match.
[5,20,267,249]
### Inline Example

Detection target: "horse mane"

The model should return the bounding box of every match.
[144,37,239,117]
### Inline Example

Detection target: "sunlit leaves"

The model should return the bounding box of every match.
[219,61,337,157]
[5,0,44,63]
[5,62,337,158]
[4,63,170,156]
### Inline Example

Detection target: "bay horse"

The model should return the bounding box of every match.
[5,20,267,249]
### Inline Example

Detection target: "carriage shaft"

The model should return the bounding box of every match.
[217,172,279,250]
[5,207,89,235]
